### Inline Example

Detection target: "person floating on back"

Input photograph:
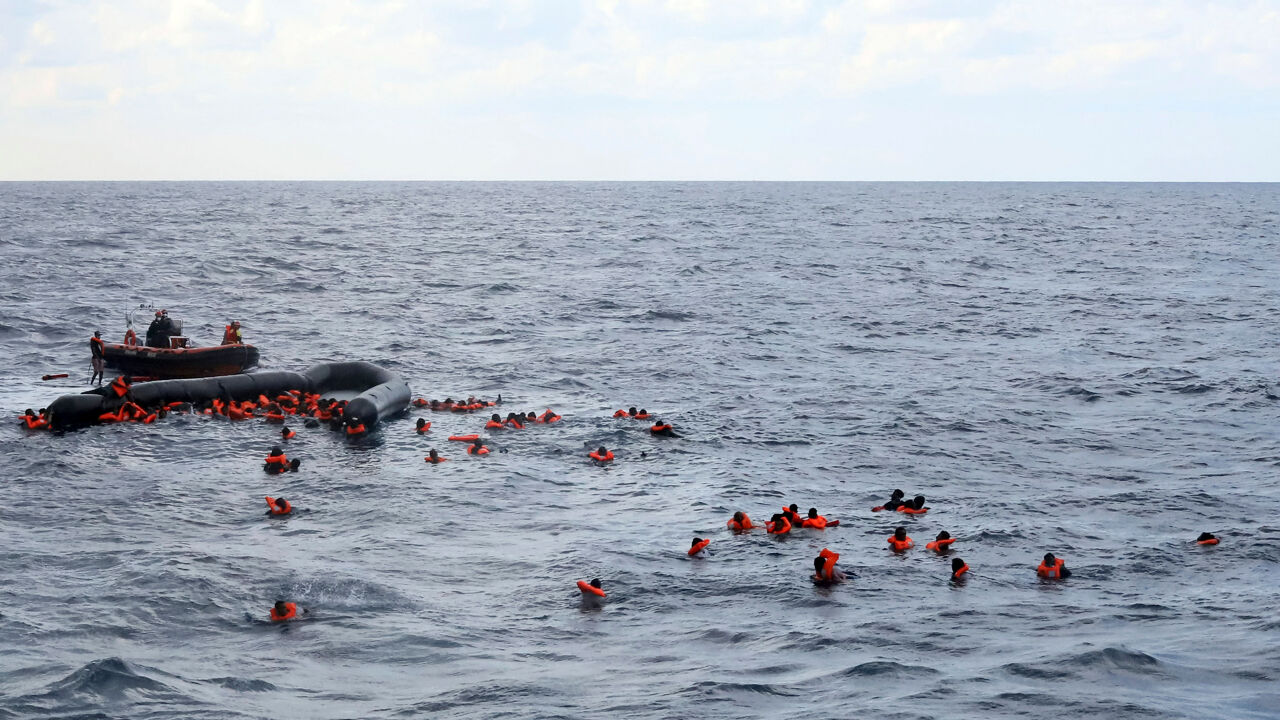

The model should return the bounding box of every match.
[727,511,754,532]
[926,531,954,553]
[887,526,913,552]
[1037,552,1070,579]
[951,557,969,581]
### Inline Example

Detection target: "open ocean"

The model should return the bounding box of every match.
[1,181,1277,719]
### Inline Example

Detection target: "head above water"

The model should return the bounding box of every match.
[808,508,818,518]
[590,578,602,589]
[913,495,926,508]
[733,511,744,523]
[274,600,287,612]
[692,538,703,547]
[1043,553,1056,565]
[936,531,951,541]
[417,418,427,428]
[94,330,101,338]
[770,513,783,524]
[628,407,637,415]
[1197,532,1216,542]
[894,527,907,540]
[270,445,282,455]
[274,497,288,509]
[952,558,965,572]
[491,413,501,422]
[428,449,439,459]
[597,446,607,455]
[891,489,904,499]
[289,458,300,470]
[788,504,799,513]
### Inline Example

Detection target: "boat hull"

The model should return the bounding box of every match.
[103,343,259,379]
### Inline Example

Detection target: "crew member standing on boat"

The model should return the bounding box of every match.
[222,321,242,345]
[89,331,105,385]
[146,310,174,348]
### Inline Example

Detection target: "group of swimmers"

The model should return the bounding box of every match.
[578,487,1225,601]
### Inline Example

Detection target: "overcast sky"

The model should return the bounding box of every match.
[2,0,1277,180]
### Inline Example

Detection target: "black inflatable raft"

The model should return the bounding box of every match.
[46,361,409,431]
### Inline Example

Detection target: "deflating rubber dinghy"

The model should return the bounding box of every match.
[46,361,409,431]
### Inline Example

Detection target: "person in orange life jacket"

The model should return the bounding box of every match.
[108,375,133,403]
[614,406,638,418]
[467,438,490,455]
[951,557,969,581]
[415,418,431,434]
[538,408,561,423]
[20,409,48,430]
[89,330,106,385]
[802,507,838,528]
[650,419,679,437]
[812,550,846,584]
[525,411,538,424]
[689,537,711,556]
[727,511,754,532]
[270,599,308,622]
[589,446,614,463]
[888,526,913,551]
[222,320,242,345]
[782,504,804,525]
[485,413,504,429]
[926,531,954,553]
[1196,532,1219,545]
[1037,553,1071,579]
[264,446,288,474]
[265,497,292,515]
[766,513,792,535]
[504,412,524,429]
[634,409,649,419]
[873,489,906,512]
[425,449,447,463]
[281,426,296,440]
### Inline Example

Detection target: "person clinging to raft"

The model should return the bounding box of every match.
[1037,552,1071,579]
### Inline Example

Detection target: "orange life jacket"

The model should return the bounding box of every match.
[577,580,606,598]
[467,445,489,455]
[109,376,130,398]
[412,398,428,407]
[265,412,285,423]
[802,516,828,529]
[90,336,105,355]
[613,409,628,418]
[485,420,505,429]
[448,434,479,442]
[767,518,792,535]
[265,496,292,515]
[538,410,561,423]
[813,548,840,582]
[926,538,955,552]
[634,412,649,420]
[727,514,754,531]
[887,536,914,551]
[21,415,47,429]
[1037,558,1065,578]
[222,325,240,345]
[952,564,970,579]
[688,539,711,556]
[1197,538,1219,546]
[416,422,431,434]
[504,418,523,429]
[265,451,287,465]
[650,423,671,433]
[141,413,157,424]
[282,429,296,439]
[588,450,614,462]
[346,423,366,435]
[897,506,928,515]
[269,602,297,621]
[425,456,448,463]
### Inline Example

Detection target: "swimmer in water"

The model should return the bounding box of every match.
[812,549,845,584]
[873,489,906,512]
[269,599,308,622]
[649,419,680,437]
[289,458,301,472]
[1037,553,1071,579]
[888,526,913,551]
[416,418,430,433]
[926,531,954,553]
[951,557,969,580]
[1196,532,1219,545]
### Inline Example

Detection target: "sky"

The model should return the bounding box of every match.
[1,0,1277,181]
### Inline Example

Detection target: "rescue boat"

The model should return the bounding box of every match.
[103,304,259,379]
